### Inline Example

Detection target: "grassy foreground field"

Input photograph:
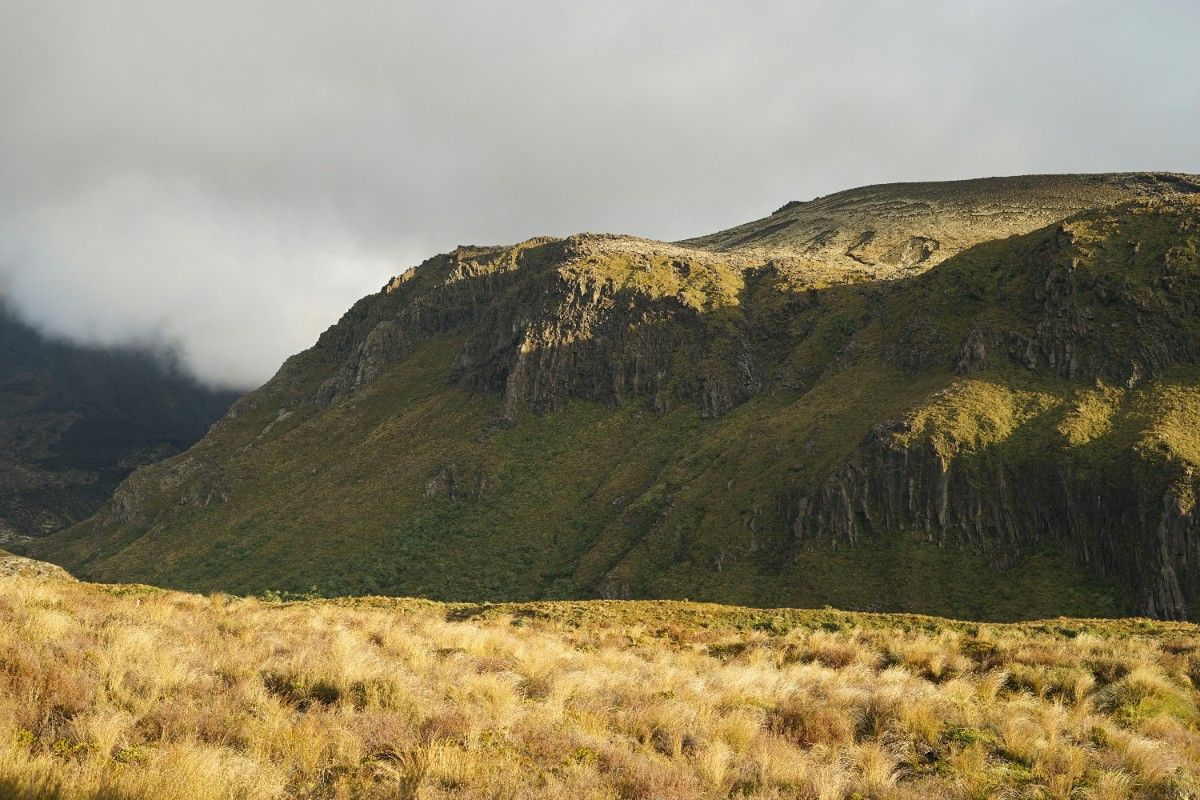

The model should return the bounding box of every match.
[2,576,1199,799]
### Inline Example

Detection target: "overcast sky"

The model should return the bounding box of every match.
[1,1,1198,388]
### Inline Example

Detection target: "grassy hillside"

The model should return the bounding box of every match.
[32,186,1200,620]
[2,572,1199,799]
[685,172,1200,279]
[39,333,1125,619]
[0,548,73,580]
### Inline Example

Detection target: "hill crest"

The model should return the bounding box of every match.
[684,171,1200,278]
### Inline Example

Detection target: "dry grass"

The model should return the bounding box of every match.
[1,577,1199,799]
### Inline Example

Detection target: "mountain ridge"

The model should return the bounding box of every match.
[31,173,1200,621]
[683,171,1200,273]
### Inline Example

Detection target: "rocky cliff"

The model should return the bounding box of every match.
[788,197,1200,618]
[33,173,1200,620]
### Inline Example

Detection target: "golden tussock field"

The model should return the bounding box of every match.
[2,574,1199,799]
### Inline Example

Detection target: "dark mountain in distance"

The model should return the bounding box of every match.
[0,302,239,543]
[35,172,1200,621]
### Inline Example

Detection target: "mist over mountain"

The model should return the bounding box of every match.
[0,299,238,542]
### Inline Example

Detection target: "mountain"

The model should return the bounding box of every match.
[33,172,1200,620]
[0,303,238,544]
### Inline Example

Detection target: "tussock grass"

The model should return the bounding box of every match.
[2,577,1199,799]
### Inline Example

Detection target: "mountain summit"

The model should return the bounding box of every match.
[34,173,1200,620]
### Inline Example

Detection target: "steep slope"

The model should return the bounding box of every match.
[0,304,238,543]
[36,173,1200,620]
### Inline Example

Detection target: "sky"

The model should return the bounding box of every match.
[1,1,1198,388]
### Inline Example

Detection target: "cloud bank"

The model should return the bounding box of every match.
[1,1,1198,387]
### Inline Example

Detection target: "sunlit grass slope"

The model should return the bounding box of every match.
[3,573,1200,799]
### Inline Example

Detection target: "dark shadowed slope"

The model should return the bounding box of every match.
[0,302,238,543]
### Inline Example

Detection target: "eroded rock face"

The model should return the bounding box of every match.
[259,234,769,419]
[445,242,758,418]
[233,174,1200,425]
[424,463,489,501]
[788,418,1200,619]
[782,201,1200,619]
[998,222,1200,386]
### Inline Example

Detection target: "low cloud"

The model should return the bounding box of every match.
[1,1,1197,387]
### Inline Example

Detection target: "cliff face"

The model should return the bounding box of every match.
[34,174,1200,621]
[789,199,1200,619]
[791,404,1200,620]
[238,174,1200,422]
[0,304,238,542]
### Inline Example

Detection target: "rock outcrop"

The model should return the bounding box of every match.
[789,413,1200,619]
[244,175,1200,421]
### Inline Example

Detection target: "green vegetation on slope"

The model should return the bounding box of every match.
[33,194,1200,620]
